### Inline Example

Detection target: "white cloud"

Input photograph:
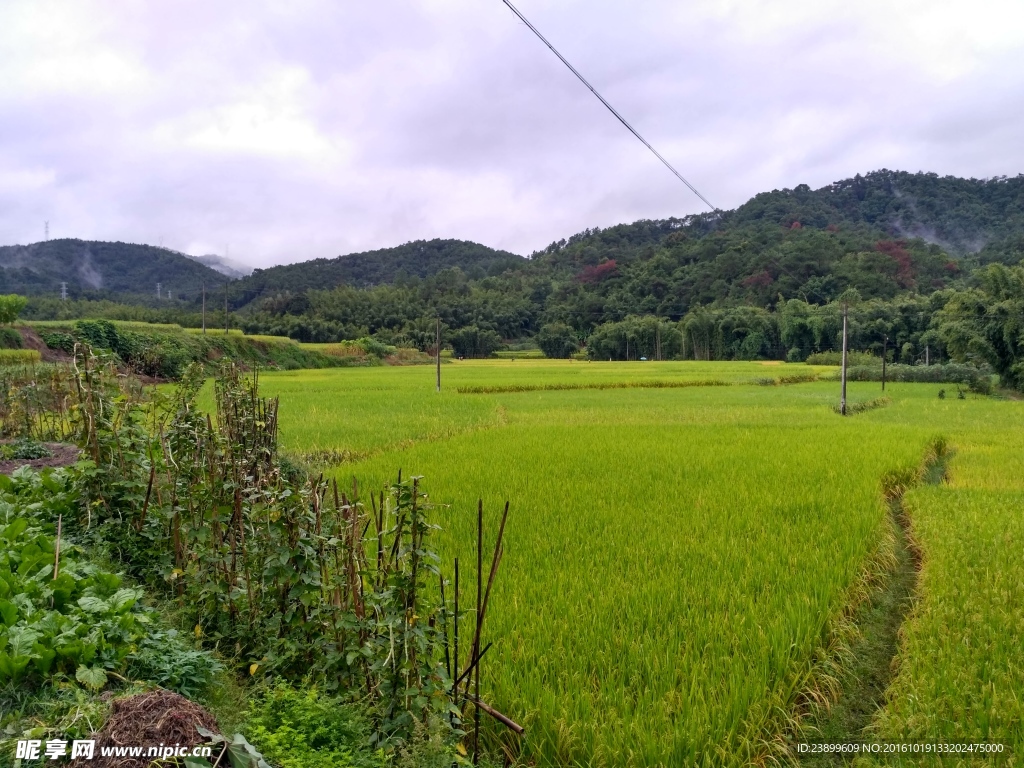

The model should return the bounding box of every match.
[152,68,346,161]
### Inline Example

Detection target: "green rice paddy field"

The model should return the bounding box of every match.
[249,360,1023,766]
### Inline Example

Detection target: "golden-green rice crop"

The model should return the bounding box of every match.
[237,360,1024,765]
[871,488,1024,753]
[0,349,41,365]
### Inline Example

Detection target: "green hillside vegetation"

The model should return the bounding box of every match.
[12,171,1024,384]
[192,172,1024,369]
[234,238,525,301]
[19,320,339,377]
[0,239,229,299]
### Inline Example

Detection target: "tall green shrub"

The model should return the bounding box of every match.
[0,295,27,325]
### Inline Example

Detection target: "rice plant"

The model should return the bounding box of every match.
[229,360,1024,765]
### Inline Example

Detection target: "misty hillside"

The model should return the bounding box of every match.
[726,170,1024,254]
[186,253,253,279]
[532,170,1024,267]
[0,239,230,299]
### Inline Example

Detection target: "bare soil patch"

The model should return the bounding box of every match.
[0,441,79,475]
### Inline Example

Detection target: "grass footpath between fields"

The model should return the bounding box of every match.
[799,439,952,765]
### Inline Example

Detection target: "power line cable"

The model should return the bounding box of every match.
[500,0,717,212]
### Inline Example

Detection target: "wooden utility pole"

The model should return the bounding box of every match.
[840,302,849,415]
[201,282,207,334]
[436,318,441,392]
[881,334,887,391]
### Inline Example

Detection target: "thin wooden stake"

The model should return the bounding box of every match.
[474,499,483,766]
[464,694,525,735]
[440,572,452,679]
[453,557,460,710]
[479,502,510,632]
[455,642,492,689]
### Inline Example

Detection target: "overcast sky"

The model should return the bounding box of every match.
[2,0,1023,268]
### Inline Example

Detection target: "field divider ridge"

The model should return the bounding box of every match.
[769,437,952,765]
[457,379,732,394]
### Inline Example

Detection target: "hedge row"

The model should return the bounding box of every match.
[38,320,338,378]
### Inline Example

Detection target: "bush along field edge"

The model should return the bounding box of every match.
[1,350,516,768]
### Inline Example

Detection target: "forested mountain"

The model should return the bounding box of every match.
[232,239,525,303]
[12,170,1024,371]
[726,170,1024,254]
[0,239,229,299]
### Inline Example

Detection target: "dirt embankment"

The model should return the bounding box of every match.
[16,325,72,363]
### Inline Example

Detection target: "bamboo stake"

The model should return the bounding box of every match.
[473,499,483,765]
[463,694,525,735]
[454,642,492,689]
[440,572,451,679]
[453,557,460,711]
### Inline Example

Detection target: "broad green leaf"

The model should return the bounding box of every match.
[75,664,107,690]
[56,641,82,662]
[77,596,109,614]
[32,644,56,675]
[0,518,27,542]
[80,640,97,664]
[110,588,141,613]
[0,600,17,627]
[6,626,41,657]
[225,734,271,768]
[7,653,31,679]
[93,572,121,593]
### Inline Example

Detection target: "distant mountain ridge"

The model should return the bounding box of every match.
[4,171,1022,308]
[232,238,525,303]
[0,236,523,303]
[0,239,229,299]
[725,169,1024,254]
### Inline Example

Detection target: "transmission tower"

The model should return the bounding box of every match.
[156,282,162,299]
[44,221,49,241]
[60,282,67,301]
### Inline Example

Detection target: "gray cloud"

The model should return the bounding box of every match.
[1,0,1022,269]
